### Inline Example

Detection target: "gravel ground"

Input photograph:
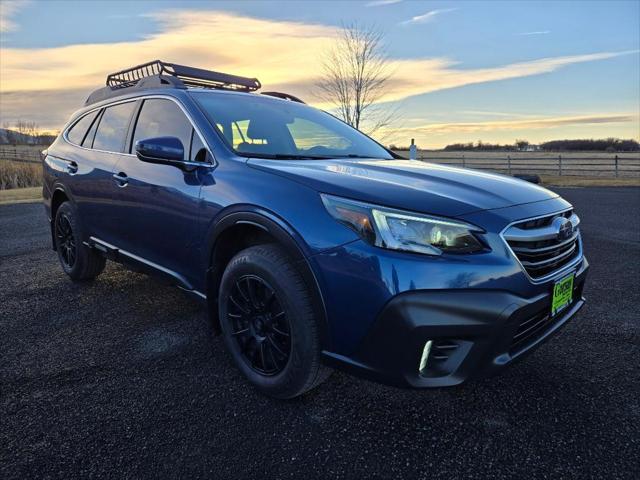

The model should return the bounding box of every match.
[1,187,639,479]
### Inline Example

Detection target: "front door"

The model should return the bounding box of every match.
[109,98,206,288]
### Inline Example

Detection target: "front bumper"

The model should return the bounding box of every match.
[322,256,588,388]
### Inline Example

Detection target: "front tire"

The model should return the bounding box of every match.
[219,244,330,399]
[54,201,105,281]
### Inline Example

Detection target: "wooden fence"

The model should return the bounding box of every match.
[393,151,640,178]
[0,146,43,164]
[2,146,639,177]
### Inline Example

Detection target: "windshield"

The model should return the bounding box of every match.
[191,92,392,160]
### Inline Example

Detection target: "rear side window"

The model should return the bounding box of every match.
[93,102,136,153]
[82,110,102,148]
[131,99,193,159]
[66,111,100,145]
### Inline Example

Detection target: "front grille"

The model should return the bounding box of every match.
[509,278,584,353]
[509,260,584,355]
[510,310,554,352]
[503,209,582,280]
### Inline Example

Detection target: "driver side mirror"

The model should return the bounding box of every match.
[135,136,187,169]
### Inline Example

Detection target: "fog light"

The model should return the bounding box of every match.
[419,340,433,373]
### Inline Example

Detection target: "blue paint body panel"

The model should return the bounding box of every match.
[43,87,588,388]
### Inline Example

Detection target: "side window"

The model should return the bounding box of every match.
[189,130,207,161]
[82,109,102,148]
[66,111,100,145]
[131,99,193,160]
[93,102,136,152]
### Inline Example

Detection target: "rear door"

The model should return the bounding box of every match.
[109,97,205,287]
[58,101,137,244]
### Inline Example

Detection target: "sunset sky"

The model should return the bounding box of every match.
[1,0,638,148]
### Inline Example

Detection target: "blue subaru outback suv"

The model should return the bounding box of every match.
[43,61,588,398]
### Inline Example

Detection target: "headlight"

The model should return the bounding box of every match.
[321,194,485,255]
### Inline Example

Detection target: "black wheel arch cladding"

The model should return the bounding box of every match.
[205,210,331,350]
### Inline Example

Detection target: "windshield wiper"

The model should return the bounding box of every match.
[332,154,374,159]
[241,153,335,160]
[240,152,385,160]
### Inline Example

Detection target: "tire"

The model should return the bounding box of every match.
[219,244,331,399]
[54,201,106,281]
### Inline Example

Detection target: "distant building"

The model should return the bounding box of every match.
[522,144,541,152]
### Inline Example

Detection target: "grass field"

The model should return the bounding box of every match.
[0,145,45,190]
[0,186,42,204]
[0,160,43,190]
[540,175,640,186]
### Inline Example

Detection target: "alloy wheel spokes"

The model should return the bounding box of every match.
[56,214,76,268]
[227,275,292,376]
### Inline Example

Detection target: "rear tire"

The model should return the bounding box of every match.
[54,201,105,281]
[219,244,331,399]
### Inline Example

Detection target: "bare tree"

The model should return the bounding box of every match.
[2,120,54,145]
[316,23,397,136]
[2,121,21,144]
[15,120,39,142]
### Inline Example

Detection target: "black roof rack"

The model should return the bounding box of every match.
[85,60,262,105]
[107,60,261,91]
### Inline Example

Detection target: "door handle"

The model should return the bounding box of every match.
[112,172,129,187]
[67,161,78,174]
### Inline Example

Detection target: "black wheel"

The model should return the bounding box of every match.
[54,202,106,281]
[219,244,331,398]
[226,274,292,376]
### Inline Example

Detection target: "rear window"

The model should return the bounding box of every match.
[93,102,136,153]
[67,111,100,146]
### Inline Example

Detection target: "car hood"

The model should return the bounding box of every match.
[247,158,558,216]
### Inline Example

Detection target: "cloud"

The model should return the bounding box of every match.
[400,8,457,26]
[0,9,637,131]
[380,50,639,103]
[0,10,337,128]
[517,30,551,36]
[0,88,90,129]
[0,10,335,94]
[387,114,636,135]
[459,110,542,118]
[0,0,30,33]
[366,0,402,6]
[379,113,639,146]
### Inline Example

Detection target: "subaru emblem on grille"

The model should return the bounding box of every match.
[555,217,573,241]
